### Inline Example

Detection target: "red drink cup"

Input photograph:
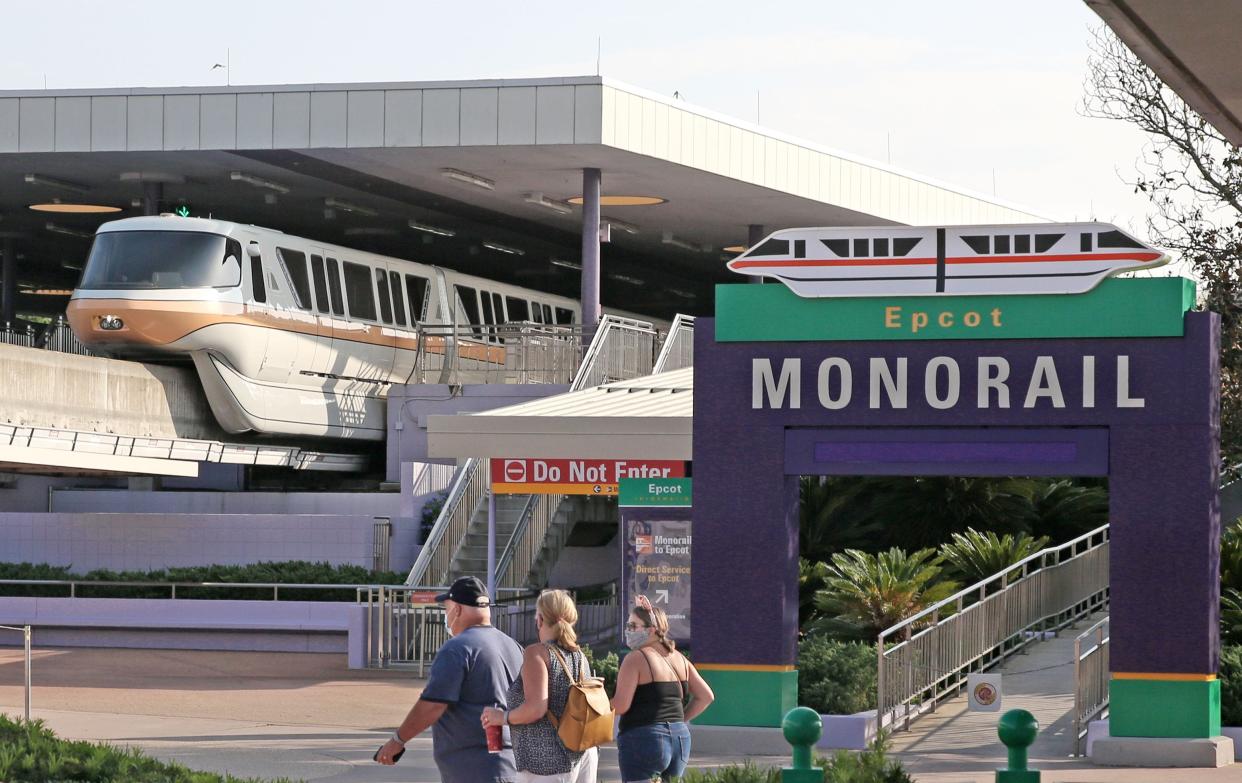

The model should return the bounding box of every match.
[486,722,503,754]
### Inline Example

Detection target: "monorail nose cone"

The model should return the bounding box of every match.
[99,315,124,330]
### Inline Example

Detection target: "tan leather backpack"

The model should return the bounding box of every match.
[546,645,615,751]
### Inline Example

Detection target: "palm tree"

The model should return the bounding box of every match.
[799,476,886,563]
[1221,518,1242,594]
[938,529,1050,594]
[1029,480,1109,543]
[813,547,959,639]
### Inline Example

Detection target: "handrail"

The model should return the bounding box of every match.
[0,578,456,600]
[405,458,484,586]
[877,523,1110,732]
[653,314,695,373]
[880,523,1111,638]
[571,315,658,390]
[1073,616,1110,757]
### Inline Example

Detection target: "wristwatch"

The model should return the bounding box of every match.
[391,730,406,746]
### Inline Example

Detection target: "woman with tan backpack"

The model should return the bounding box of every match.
[481,589,609,783]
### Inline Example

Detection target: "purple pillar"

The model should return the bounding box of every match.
[580,168,601,331]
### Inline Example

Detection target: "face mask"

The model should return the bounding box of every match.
[625,629,648,649]
[444,608,455,637]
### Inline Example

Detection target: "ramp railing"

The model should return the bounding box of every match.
[411,322,581,386]
[877,524,1110,731]
[405,458,487,586]
[572,316,659,389]
[1073,616,1110,757]
[653,314,695,373]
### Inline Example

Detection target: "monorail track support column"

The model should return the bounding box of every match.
[143,182,163,216]
[580,168,602,335]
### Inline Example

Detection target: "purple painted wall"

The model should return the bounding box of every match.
[692,312,1220,674]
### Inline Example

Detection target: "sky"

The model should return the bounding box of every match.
[3,0,1159,237]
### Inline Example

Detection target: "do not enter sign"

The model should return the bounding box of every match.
[490,458,686,495]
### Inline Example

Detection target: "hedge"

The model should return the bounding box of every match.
[798,636,878,715]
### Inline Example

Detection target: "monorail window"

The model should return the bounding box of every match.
[310,255,330,313]
[1097,230,1144,249]
[1080,233,1093,252]
[530,301,544,323]
[893,237,920,257]
[79,231,242,290]
[853,238,868,258]
[821,238,850,257]
[542,304,553,323]
[1015,235,1031,253]
[277,248,311,310]
[249,246,266,304]
[480,290,496,325]
[343,262,378,321]
[493,293,504,324]
[405,275,428,323]
[506,296,529,322]
[962,236,990,254]
[556,307,574,325]
[389,272,407,327]
[1034,234,1063,253]
[873,238,889,257]
[794,239,806,259]
[455,285,482,332]
[374,269,393,324]
[326,258,345,316]
[748,238,789,256]
[994,235,1011,254]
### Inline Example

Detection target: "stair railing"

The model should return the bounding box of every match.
[405,459,487,586]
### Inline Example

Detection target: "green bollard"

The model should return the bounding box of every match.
[781,706,824,783]
[995,709,1040,783]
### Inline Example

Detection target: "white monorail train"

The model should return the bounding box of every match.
[727,222,1168,297]
[68,216,653,441]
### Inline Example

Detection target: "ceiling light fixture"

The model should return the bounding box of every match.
[323,197,378,217]
[609,273,644,285]
[62,261,84,271]
[29,203,122,214]
[567,195,666,206]
[24,174,90,194]
[550,258,582,270]
[669,288,697,299]
[230,171,290,194]
[44,222,94,239]
[602,217,640,235]
[482,241,525,256]
[344,227,400,237]
[407,220,456,237]
[119,172,186,184]
[661,231,703,253]
[522,192,573,215]
[441,168,495,191]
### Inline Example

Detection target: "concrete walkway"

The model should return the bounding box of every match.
[890,615,1242,782]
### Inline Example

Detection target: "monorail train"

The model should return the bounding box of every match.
[726,222,1168,297]
[67,216,653,442]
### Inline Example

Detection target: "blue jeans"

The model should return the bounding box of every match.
[617,722,691,782]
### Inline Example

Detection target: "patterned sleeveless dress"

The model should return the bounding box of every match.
[507,642,591,776]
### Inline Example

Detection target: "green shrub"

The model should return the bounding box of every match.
[0,561,404,601]
[420,491,448,543]
[797,637,877,715]
[819,737,913,783]
[582,645,620,694]
[1220,644,1242,726]
[0,715,295,782]
[938,529,1049,592]
[682,760,780,782]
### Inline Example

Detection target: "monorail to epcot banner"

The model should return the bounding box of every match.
[490,458,687,496]
[726,222,1168,298]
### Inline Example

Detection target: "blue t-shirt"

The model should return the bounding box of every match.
[421,624,525,783]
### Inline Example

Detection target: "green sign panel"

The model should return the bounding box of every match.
[619,478,692,507]
[715,277,1195,342]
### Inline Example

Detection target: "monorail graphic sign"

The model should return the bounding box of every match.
[727,221,1167,298]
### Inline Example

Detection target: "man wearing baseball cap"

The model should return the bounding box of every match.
[375,576,524,782]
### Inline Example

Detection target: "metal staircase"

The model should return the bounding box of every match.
[406,314,691,589]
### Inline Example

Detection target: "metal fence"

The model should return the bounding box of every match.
[405,459,488,586]
[360,585,619,673]
[653,314,695,373]
[0,317,95,356]
[1073,616,1110,757]
[373,517,393,572]
[877,524,1110,731]
[0,322,38,348]
[411,322,582,386]
[571,316,659,389]
[0,624,31,721]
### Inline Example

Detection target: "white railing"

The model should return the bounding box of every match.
[361,585,618,672]
[571,315,659,389]
[405,459,488,586]
[497,492,561,590]
[411,461,457,498]
[1074,616,1110,757]
[877,524,1110,731]
[0,624,31,721]
[653,314,695,373]
[412,322,582,386]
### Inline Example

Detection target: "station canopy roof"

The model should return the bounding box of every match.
[0,77,1043,320]
[427,367,692,460]
[1087,0,1242,148]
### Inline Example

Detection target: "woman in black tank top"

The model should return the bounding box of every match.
[611,596,715,783]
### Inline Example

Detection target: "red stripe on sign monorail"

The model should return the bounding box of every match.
[730,251,1163,269]
[489,458,686,492]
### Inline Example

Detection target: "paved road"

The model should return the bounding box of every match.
[4,643,1242,782]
